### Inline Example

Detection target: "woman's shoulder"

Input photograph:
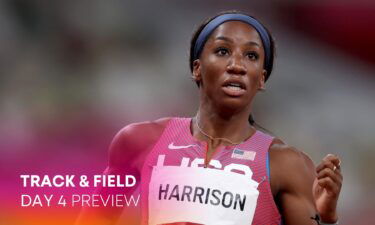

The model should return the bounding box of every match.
[112,117,172,148]
[108,117,173,166]
[119,117,172,137]
[268,137,316,191]
[270,137,307,157]
[269,137,315,168]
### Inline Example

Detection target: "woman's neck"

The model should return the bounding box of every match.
[193,104,255,146]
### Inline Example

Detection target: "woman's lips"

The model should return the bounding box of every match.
[221,85,246,97]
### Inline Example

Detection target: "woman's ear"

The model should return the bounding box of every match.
[258,69,266,91]
[192,60,202,83]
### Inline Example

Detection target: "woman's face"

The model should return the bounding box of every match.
[193,21,266,111]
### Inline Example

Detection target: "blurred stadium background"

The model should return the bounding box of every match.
[0,0,374,224]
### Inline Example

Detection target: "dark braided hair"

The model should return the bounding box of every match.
[189,10,276,127]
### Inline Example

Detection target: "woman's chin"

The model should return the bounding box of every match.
[214,97,250,113]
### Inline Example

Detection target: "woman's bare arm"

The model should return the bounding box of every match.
[270,140,342,224]
[76,118,171,225]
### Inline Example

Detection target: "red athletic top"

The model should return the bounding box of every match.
[131,117,281,225]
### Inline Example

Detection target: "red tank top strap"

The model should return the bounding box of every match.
[244,130,281,224]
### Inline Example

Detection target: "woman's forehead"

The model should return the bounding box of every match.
[207,21,263,47]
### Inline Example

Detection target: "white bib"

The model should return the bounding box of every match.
[148,165,259,225]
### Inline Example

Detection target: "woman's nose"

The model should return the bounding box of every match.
[226,54,247,75]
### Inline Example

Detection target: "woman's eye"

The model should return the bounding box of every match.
[246,52,259,60]
[215,48,229,56]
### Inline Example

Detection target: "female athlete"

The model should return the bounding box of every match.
[77,11,342,225]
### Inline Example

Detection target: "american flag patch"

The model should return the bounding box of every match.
[231,148,256,161]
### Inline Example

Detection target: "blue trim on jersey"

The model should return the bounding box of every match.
[266,151,270,181]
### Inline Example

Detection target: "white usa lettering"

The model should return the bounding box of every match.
[156,154,254,180]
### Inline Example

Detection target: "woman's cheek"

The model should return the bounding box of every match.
[247,72,262,93]
[247,63,264,81]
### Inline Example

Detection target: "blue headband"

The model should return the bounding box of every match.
[193,13,272,77]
